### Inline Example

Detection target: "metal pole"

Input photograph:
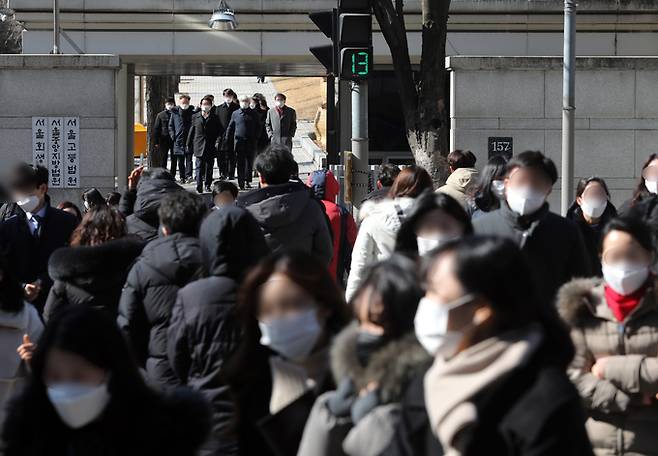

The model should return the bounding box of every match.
[53,0,61,54]
[561,0,577,216]
[351,80,369,216]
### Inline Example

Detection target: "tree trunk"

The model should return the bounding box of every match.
[373,0,451,187]
[0,1,22,54]
[145,75,180,166]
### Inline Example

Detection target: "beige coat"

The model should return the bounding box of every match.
[558,277,658,456]
[437,167,479,211]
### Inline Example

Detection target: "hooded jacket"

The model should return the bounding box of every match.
[237,181,333,265]
[345,197,416,302]
[117,233,203,390]
[557,277,658,456]
[126,175,184,242]
[298,324,432,456]
[307,170,358,283]
[473,202,592,307]
[437,168,479,212]
[0,303,43,435]
[167,207,269,456]
[44,237,145,322]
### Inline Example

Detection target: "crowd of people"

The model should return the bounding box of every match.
[1,143,658,456]
[149,89,297,193]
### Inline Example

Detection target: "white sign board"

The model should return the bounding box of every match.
[32,116,80,188]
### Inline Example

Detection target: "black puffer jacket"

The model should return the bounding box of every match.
[566,201,617,277]
[126,174,184,242]
[117,234,203,390]
[167,206,269,456]
[44,238,145,322]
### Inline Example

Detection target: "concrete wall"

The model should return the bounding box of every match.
[448,56,658,211]
[0,55,121,205]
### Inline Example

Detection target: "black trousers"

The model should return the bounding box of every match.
[218,149,236,179]
[170,152,186,180]
[185,153,193,179]
[235,140,255,188]
[195,155,214,190]
[150,137,171,169]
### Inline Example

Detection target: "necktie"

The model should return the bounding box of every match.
[30,214,42,239]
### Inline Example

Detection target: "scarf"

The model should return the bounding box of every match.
[604,283,648,322]
[423,325,543,456]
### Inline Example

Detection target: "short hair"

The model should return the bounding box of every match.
[389,165,434,198]
[56,201,82,220]
[9,163,49,192]
[447,150,477,169]
[201,96,214,104]
[377,163,400,187]
[274,93,287,101]
[165,97,175,104]
[254,144,296,185]
[238,94,250,102]
[204,94,215,100]
[158,191,207,237]
[223,89,237,99]
[178,94,191,101]
[507,150,558,185]
[601,216,654,254]
[212,180,239,199]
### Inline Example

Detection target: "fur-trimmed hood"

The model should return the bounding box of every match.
[48,237,145,284]
[330,323,432,404]
[557,276,658,325]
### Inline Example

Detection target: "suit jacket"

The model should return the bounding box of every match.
[152,110,172,145]
[216,102,239,151]
[0,204,78,312]
[265,106,297,151]
[186,111,223,159]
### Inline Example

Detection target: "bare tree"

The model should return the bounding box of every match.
[373,0,451,185]
[0,1,23,54]
[145,75,180,166]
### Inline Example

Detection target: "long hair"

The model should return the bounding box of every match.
[389,165,434,198]
[473,155,508,212]
[631,153,658,207]
[222,251,351,385]
[70,206,125,246]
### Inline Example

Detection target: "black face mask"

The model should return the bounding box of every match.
[355,330,387,367]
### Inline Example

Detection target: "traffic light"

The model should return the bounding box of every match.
[309,0,372,80]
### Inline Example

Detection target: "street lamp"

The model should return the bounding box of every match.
[208,0,238,31]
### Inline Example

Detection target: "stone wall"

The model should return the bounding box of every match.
[0,54,121,205]
[448,56,658,210]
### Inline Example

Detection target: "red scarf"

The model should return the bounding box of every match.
[604,283,648,322]
[275,106,284,117]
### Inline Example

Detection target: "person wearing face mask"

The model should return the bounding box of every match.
[220,252,351,456]
[223,95,260,190]
[298,256,430,456]
[558,216,658,456]
[117,192,206,392]
[567,177,618,276]
[0,252,44,440]
[437,150,479,214]
[395,192,473,259]
[619,154,658,238]
[150,97,175,169]
[0,163,78,314]
[166,206,269,456]
[417,236,593,456]
[251,93,270,157]
[2,306,211,456]
[471,155,508,219]
[168,94,196,183]
[265,93,297,152]
[81,187,105,213]
[216,88,239,180]
[187,96,224,194]
[473,150,591,307]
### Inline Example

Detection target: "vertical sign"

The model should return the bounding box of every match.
[48,117,63,188]
[32,117,47,167]
[64,117,80,188]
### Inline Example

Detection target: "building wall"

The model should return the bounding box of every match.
[0,55,121,205]
[449,56,658,211]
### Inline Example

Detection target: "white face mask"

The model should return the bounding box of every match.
[181,103,190,110]
[47,381,111,429]
[16,195,40,214]
[580,197,607,219]
[414,294,474,358]
[416,234,459,257]
[491,180,505,198]
[250,103,257,109]
[201,105,212,113]
[224,98,232,105]
[259,308,322,361]
[165,104,174,111]
[602,261,650,296]
[240,102,249,109]
[275,100,285,108]
[646,179,658,195]
[506,186,546,216]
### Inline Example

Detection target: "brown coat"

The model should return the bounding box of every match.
[558,277,658,456]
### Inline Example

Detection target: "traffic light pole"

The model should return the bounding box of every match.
[351,79,369,214]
